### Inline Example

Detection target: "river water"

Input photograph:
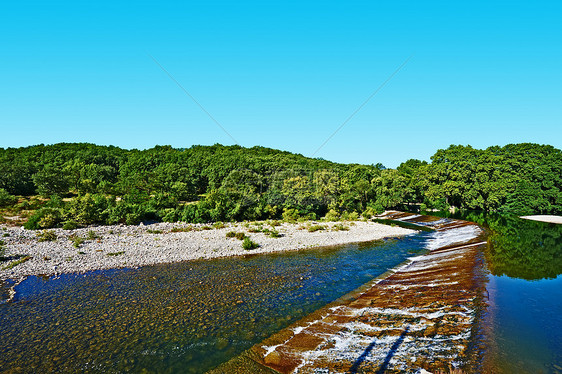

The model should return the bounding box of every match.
[0,232,429,373]
[434,211,562,374]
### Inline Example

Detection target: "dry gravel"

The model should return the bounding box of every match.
[0,221,415,281]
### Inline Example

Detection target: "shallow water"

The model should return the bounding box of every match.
[0,233,428,373]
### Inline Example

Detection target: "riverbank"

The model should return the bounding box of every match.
[520,215,562,224]
[0,220,415,281]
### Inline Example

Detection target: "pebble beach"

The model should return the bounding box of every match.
[0,220,415,282]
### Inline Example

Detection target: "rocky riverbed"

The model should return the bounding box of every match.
[0,220,415,281]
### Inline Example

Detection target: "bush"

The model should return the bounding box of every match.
[225,231,236,238]
[323,209,340,221]
[282,208,300,222]
[69,235,85,248]
[235,232,246,240]
[307,224,325,232]
[341,211,359,221]
[62,220,79,230]
[242,237,259,250]
[86,230,100,240]
[332,223,349,231]
[171,226,194,233]
[267,229,282,238]
[0,189,17,207]
[37,230,57,242]
[25,208,63,230]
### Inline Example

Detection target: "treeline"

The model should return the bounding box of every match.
[0,142,560,229]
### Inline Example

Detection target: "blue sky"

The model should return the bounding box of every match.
[1,1,561,168]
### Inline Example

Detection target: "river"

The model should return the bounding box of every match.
[2,212,561,373]
[0,231,428,373]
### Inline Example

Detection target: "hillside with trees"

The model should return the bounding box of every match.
[0,142,560,229]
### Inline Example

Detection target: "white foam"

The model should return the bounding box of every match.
[394,214,422,221]
[425,225,481,251]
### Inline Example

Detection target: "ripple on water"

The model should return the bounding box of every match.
[0,233,429,373]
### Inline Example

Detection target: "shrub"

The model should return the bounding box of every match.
[86,230,100,240]
[282,208,300,222]
[341,211,359,221]
[362,206,377,219]
[146,229,163,234]
[213,222,226,229]
[323,209,340,221]
[62,220,79,230]
[235,232,246,240]
[242,237,259,250]
[69,235,85,248]
[332,224,349,231]
[225,231,236,238]
[37,230,57,242]
[307,224,325,232]
[267,229,282,238]
[25,208,63,230]
[0,189,17,207]
[171,226,194,233]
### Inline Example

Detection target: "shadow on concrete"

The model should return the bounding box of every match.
[349,325,410,373]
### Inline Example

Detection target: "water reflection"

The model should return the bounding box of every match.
[428,210,562,373]
[429,211,562,280]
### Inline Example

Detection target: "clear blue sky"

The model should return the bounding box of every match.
[1,1,561,168]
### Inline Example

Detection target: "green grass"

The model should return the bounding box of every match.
[171,226,195,233]
[266,229,282,238]
[307,224,326,232]
[146,229,163,234]
[86,230,100,240]
[2,255,32,270]
[37,230,57,242]
[69,235,85,248]
[107,251,125,256]
[331,224,349,231]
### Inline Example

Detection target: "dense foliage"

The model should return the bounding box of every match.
[0,142,560,229]
[432,211,562,280]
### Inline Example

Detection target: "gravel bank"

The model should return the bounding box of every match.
[0,221,415,281]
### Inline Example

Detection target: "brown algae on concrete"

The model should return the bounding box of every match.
[210,212,488,374]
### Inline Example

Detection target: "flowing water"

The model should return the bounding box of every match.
[0,233,428,373]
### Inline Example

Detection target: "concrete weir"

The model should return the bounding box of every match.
[209,212,488,374]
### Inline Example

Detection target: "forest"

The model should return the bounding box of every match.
[0,142,560,229]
